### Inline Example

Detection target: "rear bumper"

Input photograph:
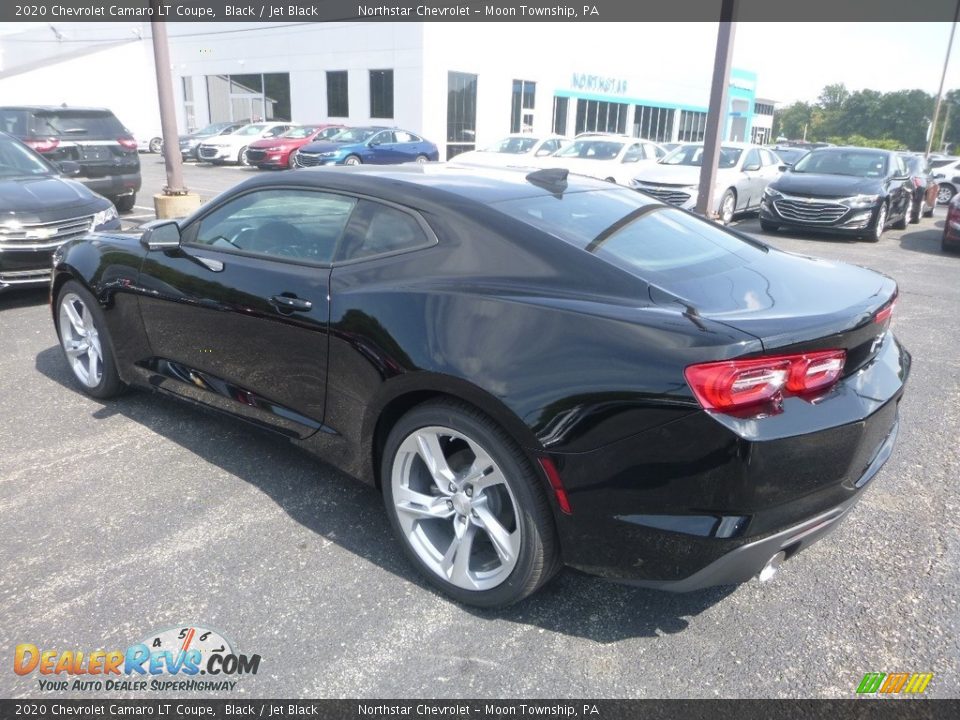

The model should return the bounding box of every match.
[624,417,898,591]
[548,332,910,589]
[78,173,141,200]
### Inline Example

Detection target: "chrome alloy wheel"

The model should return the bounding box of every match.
[58,293,103,388]
[391,426,521,591]
[719,191,736,225]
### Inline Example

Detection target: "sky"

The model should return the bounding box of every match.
[733,22,960,103]
[2,21,959,107]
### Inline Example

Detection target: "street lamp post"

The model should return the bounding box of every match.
[149,0,200,218]
[925,0,960,160]
[695,0,737,220]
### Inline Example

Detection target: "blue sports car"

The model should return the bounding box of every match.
[294,127,439,167]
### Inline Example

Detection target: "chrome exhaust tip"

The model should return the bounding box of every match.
[758,551,787,582]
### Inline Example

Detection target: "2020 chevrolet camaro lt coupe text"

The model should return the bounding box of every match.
[50,165,909,607]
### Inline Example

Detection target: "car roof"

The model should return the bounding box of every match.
[0,105,116,114]
[238,164,618,206]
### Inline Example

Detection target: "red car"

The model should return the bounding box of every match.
[246,125,345,169]
[943,193,960,253]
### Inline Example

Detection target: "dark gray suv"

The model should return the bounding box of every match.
[0,106,141,212]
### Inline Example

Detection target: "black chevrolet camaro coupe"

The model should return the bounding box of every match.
[50,165,909,607]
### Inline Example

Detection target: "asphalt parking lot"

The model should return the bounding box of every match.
[1,155,958,699]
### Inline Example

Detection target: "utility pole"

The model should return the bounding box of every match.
[925,0,960,160]
[149,0,200,218]
[939,103,951,153]
[695,0,737,221]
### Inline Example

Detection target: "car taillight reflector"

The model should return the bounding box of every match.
[118,137,138,150]
[685,350,847,412]
[25,137,59,153]
[537,457,572,515]
[874,292,897,325]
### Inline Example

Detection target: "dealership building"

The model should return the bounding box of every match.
[0,21,775,157]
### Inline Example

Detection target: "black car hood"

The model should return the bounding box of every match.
[0,176,105,216]
[771,171,882,198]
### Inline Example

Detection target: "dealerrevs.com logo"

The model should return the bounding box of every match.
[14,626,261,692]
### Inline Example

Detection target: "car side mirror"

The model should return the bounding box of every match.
[778,164,790,172]
[57,160,81,177]
[743,163,761,172]
[140,220,181,251]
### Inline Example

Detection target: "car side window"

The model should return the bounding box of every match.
[650,143,666,159]
[335,199,432,262]
[743,149,761,169]
[537,139,558,156]
[394,131,418,143]
[622,144,644,163]
[372,131,395,144]
[189,189,357,264]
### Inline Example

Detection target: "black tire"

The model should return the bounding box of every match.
[938,183,956,205]
[114,194,136,213]
[718,188,737,225]
[866,202,888,243]
[381,400,560,608]
[238,147,250,166]
[604,177,616,183]
[759,219,779,232]
[343,155,361,166]
[54,280,125,399]
[148,137,163,154]
[415,154,429,164]
[287,150,299,169]
[893,194,910,230]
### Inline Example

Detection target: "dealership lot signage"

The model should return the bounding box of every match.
[571,73,628,95]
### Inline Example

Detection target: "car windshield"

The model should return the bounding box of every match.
[792,150,888,177]
[481,137,540,154]
[235,124,268,136]
[494,188,763,281]
[660,145,742,169]
[330,129,377,143]
[0,137,54,177]
[555,140,625,161]
[282,127,317,139]
[197,122,235,135]
[32,111,126,137]
[773,148,807,165]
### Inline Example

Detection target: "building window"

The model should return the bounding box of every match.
[182,77,196,132]
[370,69,394,119]
[510,80,536,133]
[205,73,290,124]
[574,99,628,135]
[754,102,774,116]
[447,71,477,160]
[751,126,771,144]
[678,109,708,142]
[552,96,568,136]
[633,104,674,143]
[327,71,349,118]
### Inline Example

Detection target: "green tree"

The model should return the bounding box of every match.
[818,83,850,112]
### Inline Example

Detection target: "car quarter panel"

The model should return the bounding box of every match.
[321,203,763,484]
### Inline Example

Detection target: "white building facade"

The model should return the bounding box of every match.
[0,22,762,158]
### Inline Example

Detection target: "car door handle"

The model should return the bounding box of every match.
[270,294,312,312]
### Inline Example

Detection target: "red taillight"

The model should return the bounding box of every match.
[537,457,572,515]
[117,137,138,150]
[685,350,847,413]
[25,137,59,153]
[874,292,897,325]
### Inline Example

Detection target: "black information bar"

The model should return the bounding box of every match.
[0,699,953,720]
[2,0,959,23]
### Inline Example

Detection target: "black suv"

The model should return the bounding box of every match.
[0,106,141,211]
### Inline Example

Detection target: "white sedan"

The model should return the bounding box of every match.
[630,142,783,224]
[451,134,569,169]
[197,122,295,165]
[538,135,666,186]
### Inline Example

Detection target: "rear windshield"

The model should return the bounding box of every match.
[493,189,763,279]
[31,110,127,138]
